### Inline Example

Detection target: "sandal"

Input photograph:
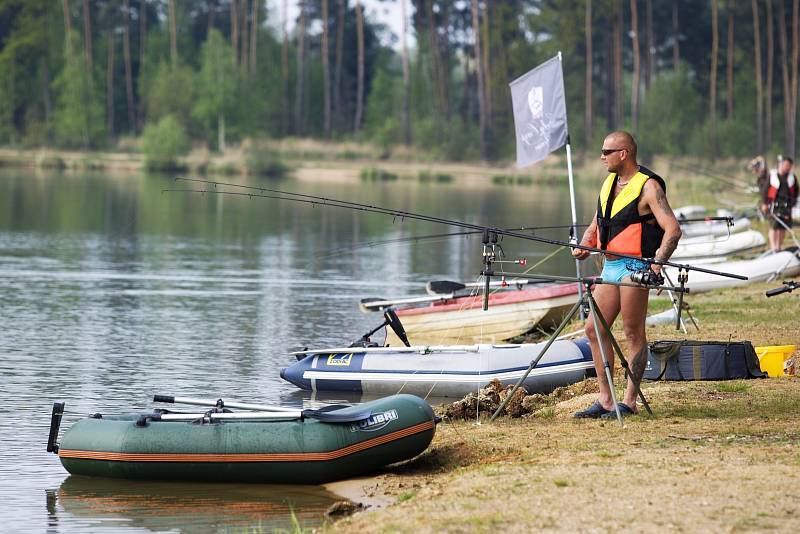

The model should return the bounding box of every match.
[600,402,637,419]
[573,401,613,419]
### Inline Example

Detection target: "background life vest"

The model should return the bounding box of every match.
[595,166,666,258]
[766,170,798,205]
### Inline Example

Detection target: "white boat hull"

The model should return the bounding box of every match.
[281,339,595,397]
[680,217,751,238]
[663,249,800,293]
[671,230,766,260]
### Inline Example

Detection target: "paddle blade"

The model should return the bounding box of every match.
[359,297,389,313]
[301,407,373,423]
[426,280,466,295]
[384,309,411,347]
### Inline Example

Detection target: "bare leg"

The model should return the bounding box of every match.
[775,228,786,251]
[769,228,785,252]
[619,283,650,410]
[584,284,621,410]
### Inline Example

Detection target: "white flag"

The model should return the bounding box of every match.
[509,55,568,168]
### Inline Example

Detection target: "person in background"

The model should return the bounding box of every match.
[761,157,798,252]
[748,156,768,201]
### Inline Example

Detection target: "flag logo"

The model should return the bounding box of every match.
[510,55,568,168]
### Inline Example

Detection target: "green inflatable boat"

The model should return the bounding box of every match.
[47,394,437,484]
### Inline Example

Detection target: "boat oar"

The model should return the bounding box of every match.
[138,407,373,425]
[358,294,454,313]
[426,278,546,295]
[150,395,372,426]
[152,395,374,423]
[153,395,299,413]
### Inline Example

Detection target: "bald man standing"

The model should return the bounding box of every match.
[571,131,682,418]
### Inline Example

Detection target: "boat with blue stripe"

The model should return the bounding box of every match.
[281,338,595,398]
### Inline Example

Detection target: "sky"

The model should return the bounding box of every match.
[265,0,414,49]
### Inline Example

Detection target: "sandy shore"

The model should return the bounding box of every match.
[319,281,800,532]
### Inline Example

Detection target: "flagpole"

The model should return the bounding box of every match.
[558,51,585,318]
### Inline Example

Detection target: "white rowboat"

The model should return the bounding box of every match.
[671,230,766,260]
[383,283,579,346]
[662,248,800,293]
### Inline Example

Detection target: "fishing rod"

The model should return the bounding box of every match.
[766,280,799,296]
[163,178,748,281]
[318,223,589,259]
[679,216,735,224]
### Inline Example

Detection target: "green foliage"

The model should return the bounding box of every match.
[245,144,288,178]
[52,43,105,148]
[146,61,196,130]
[192,29,238,150]
[0,65,14,144]
[638,68,703,157]
[141,115,189,170]
[364,66,401,151]
[0,0,794,160]
[413,116,479,161]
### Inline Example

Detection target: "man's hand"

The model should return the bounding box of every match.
[573,218,598,261]
[761,203,769,214]
[572,244,591,260]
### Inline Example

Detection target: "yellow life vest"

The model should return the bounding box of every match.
[595,166,666,258]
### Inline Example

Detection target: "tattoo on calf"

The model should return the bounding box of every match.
[629,346,648,383]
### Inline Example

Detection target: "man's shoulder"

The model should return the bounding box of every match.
[638,166,666,194]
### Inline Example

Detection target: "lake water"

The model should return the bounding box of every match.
[0,168,597,532]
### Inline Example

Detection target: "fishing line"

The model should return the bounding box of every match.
[163,179,747,280]
[669,162,753,191]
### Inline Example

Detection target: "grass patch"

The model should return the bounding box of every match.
[338,150,366,160]
[144,160,188,172]
[715,382,750,393]
[210,162,240,176]
[534,407,556,419]
[77,157,104,170]
[418,170,453,183]
[360,167,398,181]
[396,491,416,503]
[595,450,623,458]
[40,155,66,170]
[244,145,290,178]
[491,174,515,185]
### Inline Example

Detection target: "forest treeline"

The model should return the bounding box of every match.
[1,1,799,162]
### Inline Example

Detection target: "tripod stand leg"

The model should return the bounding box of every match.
[661,271,688,334]
[489,298,584,422]
[590,294,653,416]
[586,291,624,427]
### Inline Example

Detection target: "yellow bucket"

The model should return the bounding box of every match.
[754,345,797,377]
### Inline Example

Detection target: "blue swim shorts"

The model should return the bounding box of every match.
[600,258,650,283]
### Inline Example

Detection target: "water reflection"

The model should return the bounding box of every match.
[53,476,340,533]
[0,168,598,532]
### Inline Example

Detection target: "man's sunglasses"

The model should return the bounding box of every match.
[601,148,625,156]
